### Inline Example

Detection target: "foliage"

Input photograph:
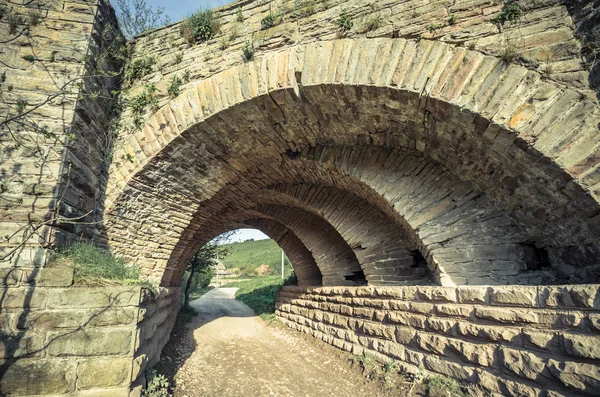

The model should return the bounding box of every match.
[364,16,381,32]
[242,41,255,62]
[167,75,183,98]
[124,56,155,85]
[448,15,457,26]
[221,239,291,275]
[128,84,158,115]
[500,39,520,63]
[22,54,35,62]
[142,370,170,397]
[182,9,219,44]
[261,13,278,30]
[7,10,21,34]
[175,52,183,64]
[15,100,27,114]
[295,0,317,17]
[50,242,153,289]
[236,7,244,22]
[228,275,284,315]
[182,69,191,83]
[427,375,465,397]
[491,0,521,25]
[28,9,42,26]
[115,0,170,39]
[427,24,439,32]
[337,9,353,34]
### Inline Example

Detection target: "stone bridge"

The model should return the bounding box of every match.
[1,0,600,395]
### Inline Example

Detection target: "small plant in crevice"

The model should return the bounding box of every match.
[427,375,465,397]
[125,56,155,85]
[261,12,278,30]
[363,15,381,32]
[28,9,42,26]
[500,39,520,63]
[229,27,239,42]
[242,41,254,62]
[22,54,35,62]
[491,0,521,26]
[426,24,439,33]
[0,4,6,20]
[236,7,244,22]
[337,9,353,35]
[181,9,220,44]
[182,69,191,83]
[175,52,183,64]
[15,100,27,114]
[7,11,22,35]
[128,83,159,115]
[142,370,170,397]
[167,75,183,98]
[295,0,317,18]
[448,14,457,25]
[219,37,230,51]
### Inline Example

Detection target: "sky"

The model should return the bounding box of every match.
[114,0,233,24]
[222,228,270,243]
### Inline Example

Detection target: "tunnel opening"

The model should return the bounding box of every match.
[344,270,367,285]
[523,244,551,271]
[411,250,428,268]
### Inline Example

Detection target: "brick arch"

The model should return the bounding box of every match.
[105,38,600,286]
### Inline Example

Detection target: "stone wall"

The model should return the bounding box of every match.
[276,285,600,396]
[0,0,122,268]
[0,265,179,396]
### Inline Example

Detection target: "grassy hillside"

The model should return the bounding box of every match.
[221,239,290,275]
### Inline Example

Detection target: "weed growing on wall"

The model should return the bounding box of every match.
[243,41,255,61]
[337,9,353,35]
[492,0,521,25]
[124,56,155,85]
[50,242,154,289]
[181,9,220,44]
[142,370,170,397]
[167,75,183,98]
[128,84,159,115]
[261,13,278,30]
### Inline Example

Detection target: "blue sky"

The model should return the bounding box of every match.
[223,228,269,243]
[125,0,233,24]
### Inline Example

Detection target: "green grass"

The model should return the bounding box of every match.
[50,242,154,290]
[221,239,291,275]
[227,275,284,315]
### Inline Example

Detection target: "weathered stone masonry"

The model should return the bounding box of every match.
[277,285,600,396]
[2,0,600,395]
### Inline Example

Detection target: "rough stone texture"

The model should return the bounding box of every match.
[0,263,179,396]
[276,285,600,396]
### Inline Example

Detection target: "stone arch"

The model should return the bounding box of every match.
[105,38,600,287]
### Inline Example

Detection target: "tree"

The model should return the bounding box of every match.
[182,231,236,310]
[114,0,170,39]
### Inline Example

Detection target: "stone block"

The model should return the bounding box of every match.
[500,348,548,381]
[1,287,47,310]
[424,355,476,381]
[77,357,133,389]
[409,302,434,314]
[0,358,76,395]
[475,307,538,324]
[0,268,23,286]
[563,333,600,360]
[436,304,473,318]
[395,326,416,345]
[457,287,488,304]
[540,286,599,309]
[523,330,560,352]
[547,360,600,395]
[456,321,521,343]
[47,287,141,308]
[417,286,457,302]
[490,286,538,307]
[426,317,455,335]
[0,331,45,358]
[388,312,427,328]
[23,266,74,287]
[47,328,134,356]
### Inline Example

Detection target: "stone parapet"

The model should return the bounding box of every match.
[276,285,600,396]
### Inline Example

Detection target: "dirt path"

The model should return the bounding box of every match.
[166,288,390,397]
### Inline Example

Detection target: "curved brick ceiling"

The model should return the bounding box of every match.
[105,39,600,287]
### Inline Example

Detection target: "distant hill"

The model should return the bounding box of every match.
[221,239,291,276]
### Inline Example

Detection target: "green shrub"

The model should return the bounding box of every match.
[125,56,155,84]
[167,75,183,98]
[427,375,465,397]
[236,8,244,22]
[228,276,284,315]
[128,84,159,115]
[261,13,277,30]
[448,15,457,26]
[22,54,35,62]
[142,370,169,397]
[492,0,521,25]
[242,41,254,62]
[363,16,381,32]
[7,11,22,34]
[50,242,152,288]
[337,9,353,34]
[182,9,219,44]
[28,9,42,26]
